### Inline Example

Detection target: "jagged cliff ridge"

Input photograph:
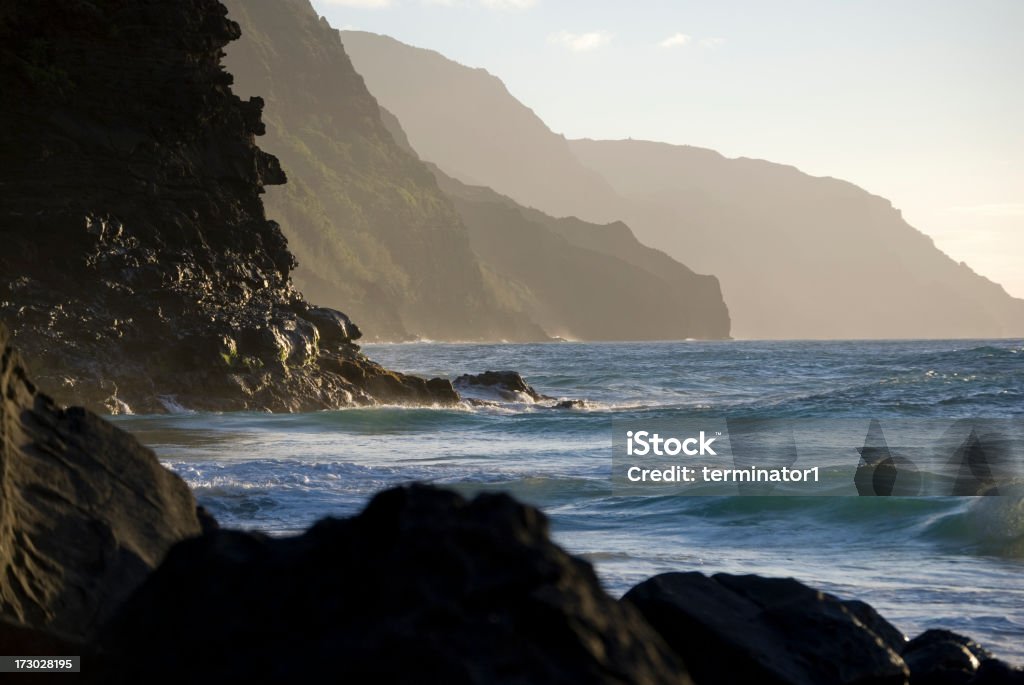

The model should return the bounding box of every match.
[342,30,623,225]
[570,140,1024,339]
[434,168,730,340]
[376,109,730,339]
[221,0,544,342]
[343,32,1024,340]
[0,0,457,412]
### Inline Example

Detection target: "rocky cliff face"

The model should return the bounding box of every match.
[0,324,201,640]
[375,107,730,340]
[342,30,624,225]
[221,0,544,342]
[0,0,457,412]
[434,168,731,340]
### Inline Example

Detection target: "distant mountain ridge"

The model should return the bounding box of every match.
[340,30,622,224]
[222,3,730,341]
[343,30,1024,339]
[570,139,1024,339]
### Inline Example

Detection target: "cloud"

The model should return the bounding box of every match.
[699,36,725,48]
[548,30,612,52]
[322,0,392,7]
[659,32,691,48]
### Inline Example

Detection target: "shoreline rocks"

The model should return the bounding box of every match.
[1,332,1021,683]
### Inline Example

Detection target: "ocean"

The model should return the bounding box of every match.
[112,340,1024,660]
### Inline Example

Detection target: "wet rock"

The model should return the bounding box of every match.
[455,370,549,402]
[624,572,909,685]
[101,485,691,684]
[842,598,908,651]
[555,398,591,409]
[0,325,202,641]
[454,370,588,409]
[301,305,362,346]
[971,660,1024,685]
[901,630,996,685]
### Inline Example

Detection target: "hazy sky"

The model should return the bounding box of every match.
[311,0,1024,298]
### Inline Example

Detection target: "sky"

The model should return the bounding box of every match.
[311,0,1024,298]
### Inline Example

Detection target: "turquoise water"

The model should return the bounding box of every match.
[113,340,1024,660]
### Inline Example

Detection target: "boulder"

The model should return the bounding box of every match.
[0,325,202,640]
[900,629,1011,685]
[453,371,588,408]
[101,485,690,685]
[624,572,909,685]
[454,370,549,402]
[971,660,1024,685]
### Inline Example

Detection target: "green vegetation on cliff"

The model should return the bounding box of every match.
[222,0,542,341]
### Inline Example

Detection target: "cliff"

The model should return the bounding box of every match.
[570,140,1024,339]
[343,31,1024,340]
[0,0,458,412]
[220,0,544,342]
[433,168,731,340]
[341,30,623,224]
[373,105,729,339]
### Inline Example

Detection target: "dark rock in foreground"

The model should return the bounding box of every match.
[899,629,1024,685]
[0,0,455,413]
[0,325,201,641]
[101,485,690,684]
[624,572,909,685]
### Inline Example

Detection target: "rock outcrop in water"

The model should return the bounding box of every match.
[100,485,691,684]
[0,324,201,641]
[0,0,457,412]
[454,370,550,402]
[454,370,587,408]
